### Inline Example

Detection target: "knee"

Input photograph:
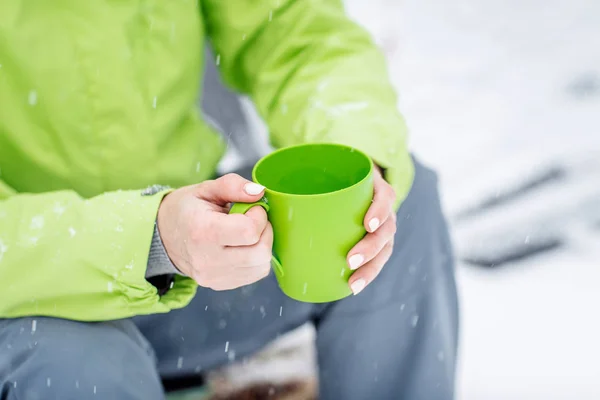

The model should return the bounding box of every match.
[396,159,445,232]
[0,317,164,400]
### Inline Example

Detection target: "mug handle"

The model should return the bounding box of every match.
[229,198,285,277]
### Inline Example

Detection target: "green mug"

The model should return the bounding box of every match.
[230,143,374,303]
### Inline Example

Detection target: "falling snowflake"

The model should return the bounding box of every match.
[170,22,176,41]
[28,90,37,106]
[53,202,66,216]
[411,315,419,327]
[68,227,77,237]
[317,81,329,92]
[30,215,44,230]
[224,341,229,352]
[177,357,184,369]
[0,239,7,263]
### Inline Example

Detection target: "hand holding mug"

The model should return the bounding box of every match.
[345,166,397,295]
[157,174,274,290]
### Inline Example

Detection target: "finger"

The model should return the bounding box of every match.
[208,206,268,246]
[364,173,396,233]
[348,241,394,295]
[347,217,396,270]
[198,173,265,206]
[225,221,274,267]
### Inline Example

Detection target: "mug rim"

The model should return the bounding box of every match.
[252,142,374,198]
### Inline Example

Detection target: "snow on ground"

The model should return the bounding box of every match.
[343,0,600,399]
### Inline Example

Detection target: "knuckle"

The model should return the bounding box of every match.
[260,264,271,278]
[241,223,261,245]
[220,173,241,188]
[258,241,273,261]
[366,243,379,257]
[196,180,213,191]
[249,247,271,267]
[259,250,272,266]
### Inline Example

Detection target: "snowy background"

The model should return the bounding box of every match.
[348,1,600,398]
[212,0,600,398]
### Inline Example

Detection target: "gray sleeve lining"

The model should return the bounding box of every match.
[146,223,184,279]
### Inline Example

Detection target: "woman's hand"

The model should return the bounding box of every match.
[346,166,397,295]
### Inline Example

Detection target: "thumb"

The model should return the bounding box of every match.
[198,173,265,205]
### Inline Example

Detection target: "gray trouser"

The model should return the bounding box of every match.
[0,159,459,400]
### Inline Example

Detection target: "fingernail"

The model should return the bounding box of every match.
[351,279,366,295]
[369,218,380,232]
[245,183,265,195]
[348,254,364,270]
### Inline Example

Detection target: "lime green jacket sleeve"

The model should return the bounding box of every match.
[0,181,197,321]
[202,0,415,207]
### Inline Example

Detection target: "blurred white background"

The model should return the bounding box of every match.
[342,0,600,399]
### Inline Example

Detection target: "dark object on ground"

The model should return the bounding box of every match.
[163,374,206,393]
[462,236,563,268]
[208,380,317,400]
[454,156,600,268]
[566,72,600,99]
[453,166,565,222]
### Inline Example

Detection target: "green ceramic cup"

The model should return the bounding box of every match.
[230,143,374,303]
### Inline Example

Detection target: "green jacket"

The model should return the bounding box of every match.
[0,0,414,321]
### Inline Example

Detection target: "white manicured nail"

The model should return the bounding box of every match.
[245,183,265,195]
[351,279,366,295]
[368,218,380,232]
[348,254,364,270]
